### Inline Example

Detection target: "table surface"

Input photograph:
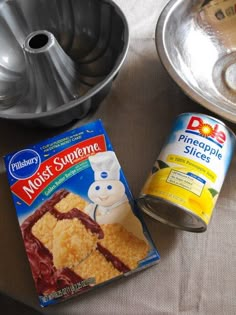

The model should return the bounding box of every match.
[0,1,236,314]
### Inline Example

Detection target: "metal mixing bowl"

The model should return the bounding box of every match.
[156,0,236,123]
[0,0,129,127]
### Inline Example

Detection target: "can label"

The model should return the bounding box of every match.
[141,113,235,226]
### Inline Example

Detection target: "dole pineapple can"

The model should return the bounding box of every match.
[138,113,236,232]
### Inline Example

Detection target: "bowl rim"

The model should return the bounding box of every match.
[0,0,130,121]
[155,0,236,124]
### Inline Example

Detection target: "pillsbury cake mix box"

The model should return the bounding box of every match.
[4,120,160,307]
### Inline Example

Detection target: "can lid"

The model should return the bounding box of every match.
[137,195,207,233]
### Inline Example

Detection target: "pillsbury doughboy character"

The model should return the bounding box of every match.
[84,151,147,241]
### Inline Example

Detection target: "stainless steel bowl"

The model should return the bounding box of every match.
[0,0,129,127]
[156,0,236,123]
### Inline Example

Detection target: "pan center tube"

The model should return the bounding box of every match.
[28,33,49,50]
[22,30,81,113]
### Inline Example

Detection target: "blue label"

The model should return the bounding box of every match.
[9,149,41,180]
[187,172,206,184]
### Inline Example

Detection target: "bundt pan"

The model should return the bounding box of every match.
[156,0,236,123]
[0,0,129,127]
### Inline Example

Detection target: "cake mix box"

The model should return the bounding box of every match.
[4,120,160,307]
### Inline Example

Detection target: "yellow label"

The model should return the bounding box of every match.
[140,113,235,228]
[142,166,218,225]
[166,154,217,182]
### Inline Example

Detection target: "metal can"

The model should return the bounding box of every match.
[137,113,236,232]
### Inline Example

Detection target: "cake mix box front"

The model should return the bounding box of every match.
[4,120,160,307]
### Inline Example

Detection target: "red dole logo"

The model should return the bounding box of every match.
[186,116,226,145]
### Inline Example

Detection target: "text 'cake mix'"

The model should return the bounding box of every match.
[4,120,160,307]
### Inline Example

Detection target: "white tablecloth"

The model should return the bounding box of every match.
[0,1,236,314]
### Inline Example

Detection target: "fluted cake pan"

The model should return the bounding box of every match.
[0,0,129,127]
[156,0,236,123]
